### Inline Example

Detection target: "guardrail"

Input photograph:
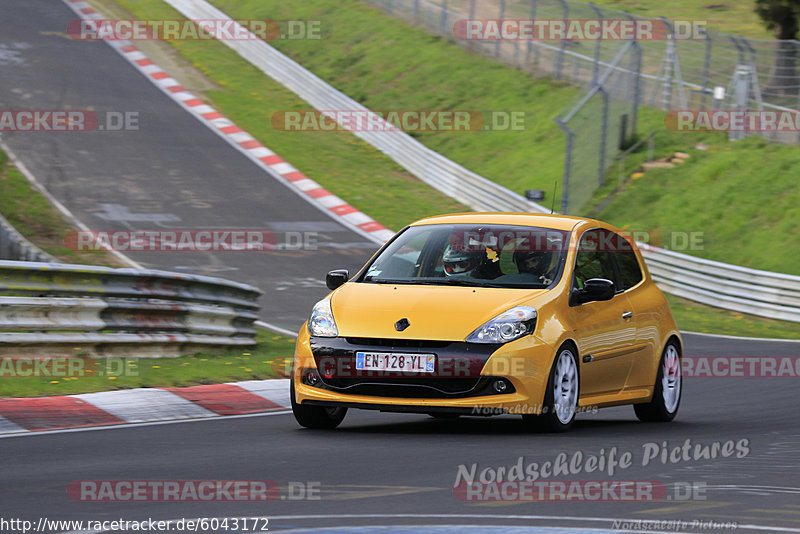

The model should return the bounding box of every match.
[0,212,55,263]
[0,260,262,356]
[162,0,548,214]
[638,244,800,323]
[77,0,799,324]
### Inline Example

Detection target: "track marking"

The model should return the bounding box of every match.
[0,409,291,439]
[57,513,800,534]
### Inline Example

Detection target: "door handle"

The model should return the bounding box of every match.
[622,311,633,319]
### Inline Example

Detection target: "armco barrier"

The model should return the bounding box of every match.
[162,0,548,214]
[0,212,55,263]
[72,0,799,323]
[638,244,800,323]
[0,260,262,356]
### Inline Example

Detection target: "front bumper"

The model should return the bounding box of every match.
[292,328,555,415]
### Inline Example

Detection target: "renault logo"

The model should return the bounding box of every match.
[395,318,410,331]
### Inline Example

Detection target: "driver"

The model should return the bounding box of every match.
[442,244,501,279]
[513,248,556,285]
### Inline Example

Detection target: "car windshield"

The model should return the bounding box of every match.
[360,223,570,289]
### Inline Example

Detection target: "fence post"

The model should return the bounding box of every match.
[554,0,569,80]
[554,118,573,215]
[630,41,641,139]
[589,2,604,85]
[440,0,448,34]
[413,0,419,21]
[660,17,675,110]
[598,86,609,187]
[701,28,712,110]
[526,0,538,72]
[496,0,506,58]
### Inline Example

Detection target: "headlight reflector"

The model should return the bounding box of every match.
[308,298,338,337]
[466,306,537,344]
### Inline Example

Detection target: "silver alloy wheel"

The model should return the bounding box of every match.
[553,349,578,424]
[662,344,681,413]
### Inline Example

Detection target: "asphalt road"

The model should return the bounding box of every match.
[0,0,378,332]
[1,2,799,533]
[1,334,799,533]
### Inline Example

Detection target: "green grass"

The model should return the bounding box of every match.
[667,293,800,339]
[592,135,800,275]
[0,147,123,266]
[590,0,773,39]
[0,329,295,398]
[46,0,788,343]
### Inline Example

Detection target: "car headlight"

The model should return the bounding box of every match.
[308,298,338,337]
[466,306,537,344]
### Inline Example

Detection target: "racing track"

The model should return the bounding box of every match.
[0,0,378,332]
[0,1,799,532]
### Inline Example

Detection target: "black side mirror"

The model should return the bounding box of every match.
[326,269,349,290]
[571,278,615,306]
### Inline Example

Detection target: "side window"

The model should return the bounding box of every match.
[612,232,643,291]
[573,229,616,289]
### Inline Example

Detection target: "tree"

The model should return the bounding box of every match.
[754,0,800,98]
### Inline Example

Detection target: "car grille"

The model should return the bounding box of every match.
[345,337,451,349]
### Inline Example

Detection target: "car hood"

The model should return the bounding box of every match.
[330,282,546,341]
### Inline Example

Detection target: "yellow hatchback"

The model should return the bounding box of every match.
[291,213,682,432]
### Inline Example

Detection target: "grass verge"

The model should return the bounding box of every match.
[0,328,295,398]
[91,0,800,336]
[667,294,800,340]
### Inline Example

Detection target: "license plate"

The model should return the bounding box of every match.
[355,352,435,373]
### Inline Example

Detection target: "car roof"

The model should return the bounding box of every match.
[408,212,602,232]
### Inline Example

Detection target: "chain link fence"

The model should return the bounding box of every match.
[370,0,800,111]
[367,0,800,214]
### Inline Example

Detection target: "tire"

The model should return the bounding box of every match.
[290,379,347,429]
[523,345,579,433]
[634,340,681,422]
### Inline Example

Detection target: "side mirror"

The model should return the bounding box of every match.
[571,278,615,306]
[326,269,349,290]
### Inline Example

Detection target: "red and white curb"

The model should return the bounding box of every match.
[63,0,394,245]
[0,379,290,435]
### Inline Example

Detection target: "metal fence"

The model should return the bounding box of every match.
[0,260,262,356]
[127,0,800,321]
[554,40,641,214]
[370,0,800,112]
[367,0,800,214]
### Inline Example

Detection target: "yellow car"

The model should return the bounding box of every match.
[291,213,682,432]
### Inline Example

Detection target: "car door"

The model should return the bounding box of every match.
[568,229,637,397]
[611,235,661,390]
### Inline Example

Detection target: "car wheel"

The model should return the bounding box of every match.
[290,379,347,429]
[523,345,579,433]
[634,341,681,422]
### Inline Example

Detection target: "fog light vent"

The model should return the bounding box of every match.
[493,379,508,393]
